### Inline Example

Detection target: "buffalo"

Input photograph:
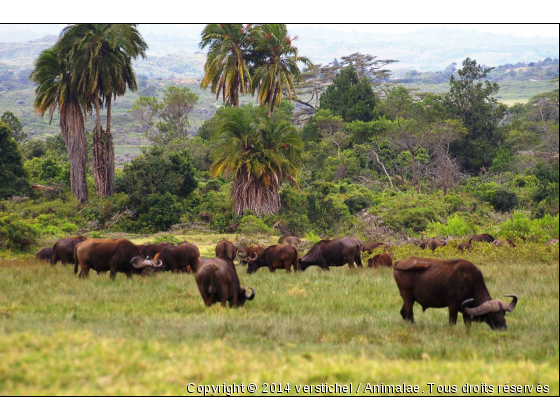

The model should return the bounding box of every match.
[393,257,518,329]
[74,238,162,279]
[51,236,87,265]
[278,236,301,246]
[35,247,53,262]
[196,258,255,308]
[420,237,446,251]
[299,237,362,271]
[237,244,266,265]
[457,241,471,252]
[362,242,385,253]
[368,253,393,268]
[492,239,516,248]
[158,242,200,273]
[247,244,299,274]
[215,239,237,262]
[468,234,495,244]
[141,242,174,259]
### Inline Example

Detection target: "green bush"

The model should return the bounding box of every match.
[0,212,40,250]
[237,215,271,237]
[496,212,558,242]
[425,213,477,237]
[344,195,372,214]
[137,193,183,233]
[385,207,437,233]
[490,189,518,212]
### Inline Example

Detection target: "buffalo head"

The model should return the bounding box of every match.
[461,295,518,330]
[246,253,259,274]
[131,256,164,276]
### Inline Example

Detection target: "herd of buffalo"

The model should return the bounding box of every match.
[33,233,559,330]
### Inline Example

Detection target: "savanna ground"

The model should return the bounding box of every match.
[0,235,558,396]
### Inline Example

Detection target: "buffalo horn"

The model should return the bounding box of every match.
[245,287,255,300]
[504,294,518,312]
[131,257,158,269]
[461,299,509,316]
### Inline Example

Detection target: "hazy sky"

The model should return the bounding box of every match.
[0,24,558,42]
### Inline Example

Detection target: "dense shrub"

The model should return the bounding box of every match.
[0,122,31,199]
[490,189,518,212]
[384,207,437,233]
[237,215,271,237]
[0,212,40,250]
[137,193,183,233]
[344,195,372,214]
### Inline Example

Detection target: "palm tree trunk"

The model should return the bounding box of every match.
[91,95,115,197]
[60,98,88,203]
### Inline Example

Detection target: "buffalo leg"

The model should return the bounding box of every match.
[346,257,356,269]
[399,292,415,322]
[110,270,117,280]
[284,260,291,273]
[230,291,238,308]
[78,264,90,279]
[355,253,363,268]
[448,304,460,326]
[462,313,472,326]
[197,283,211,307]
[220,284,228,308]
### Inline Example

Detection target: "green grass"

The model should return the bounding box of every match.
[0,245,558,395]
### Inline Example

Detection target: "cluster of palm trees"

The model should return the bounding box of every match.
[31,24,147,202]
[200,24,311,216]
[200,24,311,117]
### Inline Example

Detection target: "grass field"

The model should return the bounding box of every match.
[0,239,558,396]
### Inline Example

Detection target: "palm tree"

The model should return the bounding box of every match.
[30,47,89,202]
[251,24,312,117]
[58,24,147,197]
[210,106,302,216]
[199,24,253,107]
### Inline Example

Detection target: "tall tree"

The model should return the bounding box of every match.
[210,106,302,216]
[444,57,507,172]
[58,24,147,197]
[199,24,253,107]
[319,65,380,122]
[0,112,28,145]
[0,122,31,199]
[251,24,312,117]
[30,47,89,202]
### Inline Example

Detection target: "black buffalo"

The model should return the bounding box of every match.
[299,237,362,271]
[393,257,518,329]
[74,239,162,279]
[247,244,299,274]
[51,236,87,265]
[196,258,255,308]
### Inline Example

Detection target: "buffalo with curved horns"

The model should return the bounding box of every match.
[393,257,518,329]
[74,239,163,279]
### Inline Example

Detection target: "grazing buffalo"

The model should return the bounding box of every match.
[51,236,87,265]
[74,239,162,279]
[196,258,255,308]
[141,242,174,259]
[362,242,384,253]
[468,234,495,244]
[35,247,53,262]
[546,238,559,246]
[492,239,516,248]
[237,245,266,265]
[247,244,299,274]
[278,236,301,246]
[158,243,200,273]
[299,237,362,271]
[457,241,471,252]
[215,239,237,262]
[368,253,393,268]
[420,237,446,251]
[393,257,518,329]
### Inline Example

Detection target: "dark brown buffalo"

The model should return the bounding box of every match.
[158,243,200,273]
[546,238,559,246]
[196,258,255,308]
[368,253,393,268]
[237,245,266,265]
[141,242,174,259]
[136,244,147,256]
[393,257,518,329]
[35,247,53,262]
[247,244,299,274]
[468,234,495,244]
[362,242,384,253]
[74,239,162,279]
[420,237,446,251]
[215,239,237,262]
[51,236,87,265]
[278,236,301,246]
[299,237,362,271]
[492,239,516,248]
[457,241,471,252]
